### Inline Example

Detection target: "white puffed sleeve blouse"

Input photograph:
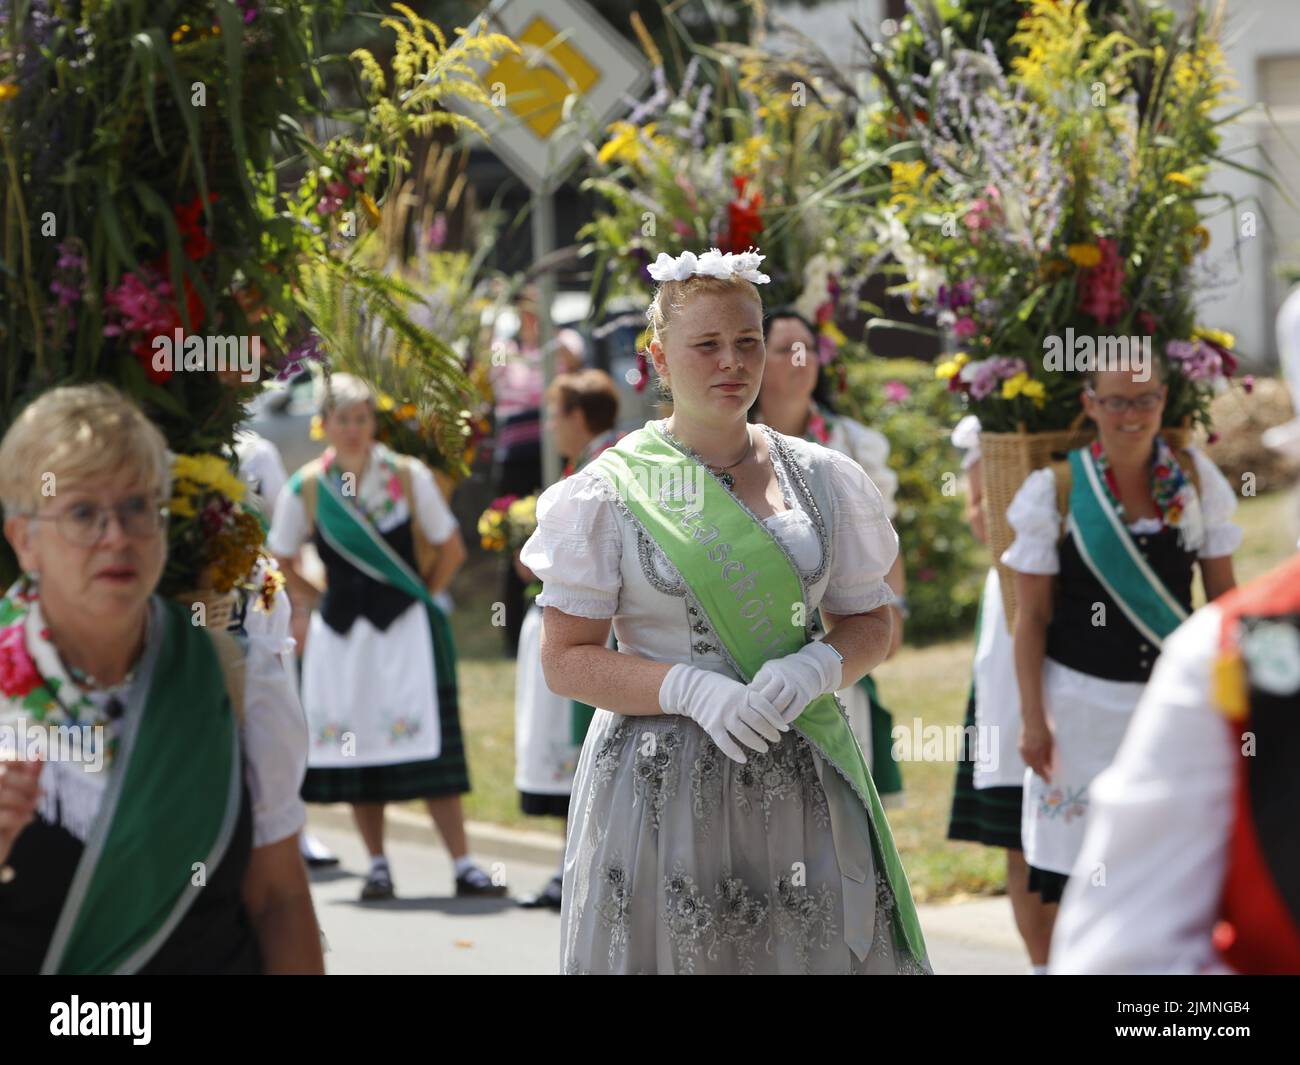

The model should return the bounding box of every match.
[1000,445,1244,576]
[517,421,899,674]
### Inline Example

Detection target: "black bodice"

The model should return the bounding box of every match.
[1045,524,1195,683]
[314,515,420,634]
[0,775,261,975]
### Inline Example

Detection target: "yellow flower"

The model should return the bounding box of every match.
[1021,379,1047,408]
[890,160,926,192]
[598,121,653,167]
[169,496,196,518]
[1166,172,1195,189]
[820,321,847,348]
[359,193,381,226]
[935,352,970,380]
[1066,243,1102,268]
[1001,372,1029,399]
[310,414,325,441]
[0,83,19,102]
[1192,326,1235,349]
[172,454,246,501]
[376,392,396,412]
[1191,225,1211,252]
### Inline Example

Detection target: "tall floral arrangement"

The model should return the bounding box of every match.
[851,0,1256,432]
[578,9,864,391]
[0,1,516,590]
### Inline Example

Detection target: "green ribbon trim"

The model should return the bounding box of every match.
[43,598,239,974]
[314,473,458,690]
[586,425,926,963]
[1067,447,1188,647]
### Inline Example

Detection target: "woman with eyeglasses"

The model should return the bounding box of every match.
[0,384,323,974]
[1001,364,1240,956]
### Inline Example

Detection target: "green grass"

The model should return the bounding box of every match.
[440,489,1298,898]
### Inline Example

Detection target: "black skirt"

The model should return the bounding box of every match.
[1027,865,1068,904]
[519,791,571,818]
[946,687,1023,851]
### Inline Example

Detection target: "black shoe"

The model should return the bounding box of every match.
[517,873,563,910]
[455,863,508,897]
[360,864,394,901]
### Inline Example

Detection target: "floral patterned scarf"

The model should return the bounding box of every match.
[320,442,405,529]
[0,577,135,841]
[1089,434,1204,552]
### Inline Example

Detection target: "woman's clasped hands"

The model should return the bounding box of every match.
[658,641,844,764]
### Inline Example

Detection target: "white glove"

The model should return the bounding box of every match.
[658,663,787,763]
[749,641,843,724]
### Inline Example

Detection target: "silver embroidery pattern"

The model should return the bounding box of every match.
[591,718,630,793]
[595,860,633,968]
[760,426,831,588]
[632,724,681,830]
[713,877,770,974]
[689,738,724,831]
[771,874,839,972]
[663,862,715,973]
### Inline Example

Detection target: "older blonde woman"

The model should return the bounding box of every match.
[269,373,501,901]
[0,384,322,974]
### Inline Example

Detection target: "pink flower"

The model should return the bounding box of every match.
[346,160,368,187]
[1077,238,1128,327]
[1243,374,1254,394]
[387,474,403,502]
[883,380,911,403]
[817,332,838,366]
[1207,431,1221,444]
[952,316,977,339]
[0,624,41,699]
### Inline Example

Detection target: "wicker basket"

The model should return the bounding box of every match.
[174,584,236,632]
[982,417,1194,630]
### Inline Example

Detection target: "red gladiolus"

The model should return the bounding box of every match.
[723,176,763,255]
[174,193,219,260]
[1077,237,1128,328]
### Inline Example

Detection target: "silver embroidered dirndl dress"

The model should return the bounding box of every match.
[518,419,931,974]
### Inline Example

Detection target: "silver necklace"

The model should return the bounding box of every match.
[656,420,755,492]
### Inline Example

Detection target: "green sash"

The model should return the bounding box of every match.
[43,598,241,974]
[1066,447,1189,647]
[309,472,458,692]
[586,425,927,963]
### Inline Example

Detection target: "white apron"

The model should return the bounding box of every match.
[514,602,583,795]
[972,568,1027,789]
[301,599,442,768]
[1020,658,1144,875]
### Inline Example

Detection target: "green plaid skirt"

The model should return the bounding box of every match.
[946,686,1022,851]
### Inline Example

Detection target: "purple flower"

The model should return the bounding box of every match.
[427,212,448,249]
[276,331,326,380]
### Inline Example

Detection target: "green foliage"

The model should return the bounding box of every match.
[839,358,983,642]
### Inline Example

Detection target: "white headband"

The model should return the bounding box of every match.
[647,247,771,285]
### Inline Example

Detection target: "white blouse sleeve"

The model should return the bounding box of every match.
[239,577,308,848]
[1051,606,1235,974]
[266,480,310,558]
[518,472,623,619]
[408,459,458,545]
[951,414,982,470]
[1188,446,1243,559]
[820,450,899,615]
[1000,467,1061,575]
[846,422,899,521]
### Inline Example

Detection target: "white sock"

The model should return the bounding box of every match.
[369,854,389,873]
[453,855,476,877]
[1030,963,1049,975]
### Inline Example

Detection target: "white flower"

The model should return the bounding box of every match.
[648,250,699,282]
[645,247,770,285]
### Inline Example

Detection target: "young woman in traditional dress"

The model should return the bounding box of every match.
[945,415,1055,972]
[749,308,907,803]
[1052,312,1300,975]
[270,373,502,900]
[519,249,930,974]
[0,384,322,973]
[514,369,622,910]
[1002,363,1240,955]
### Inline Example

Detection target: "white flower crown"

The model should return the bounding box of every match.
[647,247,771,285]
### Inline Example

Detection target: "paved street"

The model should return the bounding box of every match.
[305,811,1028,975]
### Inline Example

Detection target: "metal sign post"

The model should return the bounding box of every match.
[449,0,648,491]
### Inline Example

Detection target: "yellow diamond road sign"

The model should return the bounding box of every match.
[452,0,650,193]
